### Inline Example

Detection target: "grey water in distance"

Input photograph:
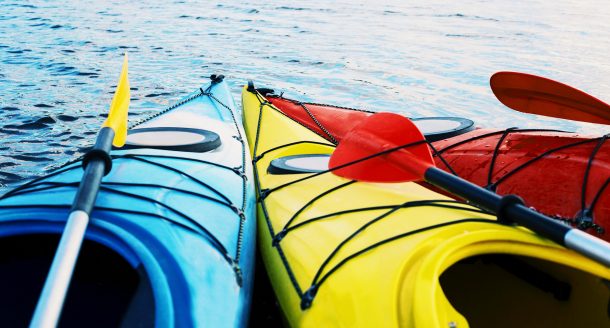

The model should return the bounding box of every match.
[1,0,609,189]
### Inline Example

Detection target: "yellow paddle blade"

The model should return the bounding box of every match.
[102,53,130,147]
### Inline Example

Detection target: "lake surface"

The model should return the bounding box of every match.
[1,0,609,188]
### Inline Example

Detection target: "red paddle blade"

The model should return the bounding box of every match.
[491,71,610,125]
[329,112,434,182]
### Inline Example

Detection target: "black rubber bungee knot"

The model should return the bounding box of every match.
[484,184,497,192]
[259,188,270,200]
[576,208,594,230]
[575,209,604,234]
[272,229,287,247]
[300,285,319,310]
[497,194,525,223]
[231,261,243,287]
[231,206,243,217]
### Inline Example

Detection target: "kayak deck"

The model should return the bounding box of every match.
[0,78,256,327]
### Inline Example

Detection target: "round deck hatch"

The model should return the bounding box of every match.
[268,154,330,174]
[121,127,221,152]
[412,117,475,142]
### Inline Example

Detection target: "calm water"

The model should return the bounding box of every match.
[1,0,609,188]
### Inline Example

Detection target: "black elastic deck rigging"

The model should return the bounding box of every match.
[267,91,608,235]
[247,87,498,308]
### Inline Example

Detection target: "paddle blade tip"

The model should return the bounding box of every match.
[490,71,610,125]
[103,54,130,147]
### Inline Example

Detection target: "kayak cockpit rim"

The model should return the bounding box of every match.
[0,211,176,327]
[400,228,610,328]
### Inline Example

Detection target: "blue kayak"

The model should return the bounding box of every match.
[0,75,256,327]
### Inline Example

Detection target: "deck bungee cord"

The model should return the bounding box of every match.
[0,154,245,277]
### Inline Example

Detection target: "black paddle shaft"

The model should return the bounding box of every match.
[70,127,114,213]
[424,167,570,244]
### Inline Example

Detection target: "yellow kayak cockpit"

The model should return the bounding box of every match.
[400,225,610,328]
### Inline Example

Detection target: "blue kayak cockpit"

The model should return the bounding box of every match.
[0,233,155,327]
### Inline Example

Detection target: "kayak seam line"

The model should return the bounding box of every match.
[125,155,234,205]
[271,94,376,115]
[204,90,250,262]
[96,184,236,268]
[253,155,304,297]
[251,90,305,297]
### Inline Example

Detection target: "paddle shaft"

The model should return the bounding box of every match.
[30,128,114,328]
[425,167,610,267]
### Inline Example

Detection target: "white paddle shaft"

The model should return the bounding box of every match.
[30,210,90,328]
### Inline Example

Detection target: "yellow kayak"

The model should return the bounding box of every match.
[242,84,610,328]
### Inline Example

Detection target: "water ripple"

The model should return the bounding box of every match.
[0,0,608,189]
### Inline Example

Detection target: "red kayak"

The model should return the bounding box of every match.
[258,89,610,242]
